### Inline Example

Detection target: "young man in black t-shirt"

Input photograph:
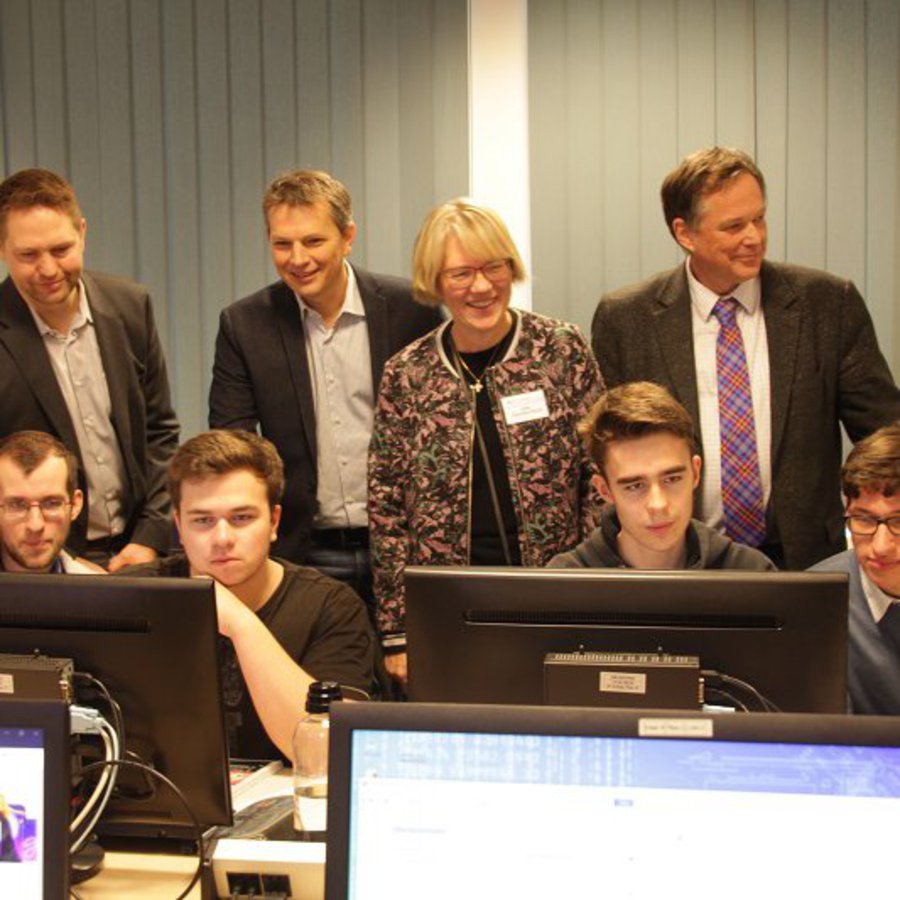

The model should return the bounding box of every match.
[128,430,376,760]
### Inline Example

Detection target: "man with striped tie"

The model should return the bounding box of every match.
[592,147,900,570]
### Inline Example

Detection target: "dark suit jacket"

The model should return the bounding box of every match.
[208,266,442,563]
[591,260,900,570]
[0,271,180,553]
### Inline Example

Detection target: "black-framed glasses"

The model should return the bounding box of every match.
[0,497,71,522]
[441,259,512,289]
[844,514,900,537]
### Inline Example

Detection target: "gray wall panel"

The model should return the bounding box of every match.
[0,0,469,436]
[530,0,900,382]
[1,0,37,168]
[31,0,68,173]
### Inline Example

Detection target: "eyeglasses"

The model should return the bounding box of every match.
[0,497,71,522]
[441,259,512,289]
[844,514,900,537]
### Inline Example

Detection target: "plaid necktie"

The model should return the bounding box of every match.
[712,297,767,547]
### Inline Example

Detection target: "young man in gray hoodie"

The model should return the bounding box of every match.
[549,382,775,571]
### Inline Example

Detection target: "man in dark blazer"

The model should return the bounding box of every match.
[0,169,179,571]
[209,170,439,606]
[592,147,900,571]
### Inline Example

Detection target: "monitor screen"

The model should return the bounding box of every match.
[0,698,69,900]
[325,703,900,900]
[405,567,849,712]
[0,573,232,837]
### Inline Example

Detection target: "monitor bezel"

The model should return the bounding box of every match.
[405,566,849,712]
[0,697,69,900]
[0,573,232,837]
[325,701,900,900]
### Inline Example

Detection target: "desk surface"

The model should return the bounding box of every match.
[77,772,311,899]
[76,851,201,899]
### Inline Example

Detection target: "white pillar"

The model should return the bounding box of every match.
[469,0,531,309]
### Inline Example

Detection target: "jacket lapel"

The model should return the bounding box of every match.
[0,278,80,450]
[355,266,390,390]
[651,267,701,427]
[272,284,318,465]
[759,262,800,466]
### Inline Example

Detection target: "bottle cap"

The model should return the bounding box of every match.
[306,680,343,714]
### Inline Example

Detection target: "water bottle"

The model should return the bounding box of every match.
[292,680,342,834]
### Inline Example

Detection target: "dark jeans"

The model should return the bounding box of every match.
[306,537,374,617]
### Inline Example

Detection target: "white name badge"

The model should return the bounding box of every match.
[500,389,550,425]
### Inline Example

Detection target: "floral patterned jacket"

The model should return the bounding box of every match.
[368,310,605,646]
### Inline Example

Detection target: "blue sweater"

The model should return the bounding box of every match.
[812,550,900,715]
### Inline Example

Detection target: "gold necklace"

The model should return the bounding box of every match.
[453,341,503,394]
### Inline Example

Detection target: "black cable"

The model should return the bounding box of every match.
[704,685,749,712]
[702,669,780,712]
[73,672,126,749]
[73,758,205,900]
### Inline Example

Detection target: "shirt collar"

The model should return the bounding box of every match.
[685,258,761,321]
[295,261,365,324]
[29,280,92,337]
[858,563,900,623]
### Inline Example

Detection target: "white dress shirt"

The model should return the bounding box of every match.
[297,263,374,529]
[29,283,128,540]
[859,565,900,624]
[687,259,772,533]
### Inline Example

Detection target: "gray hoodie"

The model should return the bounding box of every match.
[548,505,777,571]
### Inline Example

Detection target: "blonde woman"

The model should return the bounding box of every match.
[369,199,604,685]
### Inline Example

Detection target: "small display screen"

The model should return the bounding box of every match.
[0,726,46,898]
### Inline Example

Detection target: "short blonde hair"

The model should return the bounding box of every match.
[411,198,527,306]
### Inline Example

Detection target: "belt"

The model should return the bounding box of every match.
[311,527,370,549]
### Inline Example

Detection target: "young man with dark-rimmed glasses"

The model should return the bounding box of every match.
[811,421,900,713]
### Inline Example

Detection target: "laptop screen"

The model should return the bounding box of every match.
[326,704,900,899]
[0,700,68,899]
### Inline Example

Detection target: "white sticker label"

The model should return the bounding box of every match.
[500,389,550,425]
[638,718,715,738]
[599,671,647,695]
[0,674,13,694]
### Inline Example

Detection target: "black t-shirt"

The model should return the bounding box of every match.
[126,555,377,760]
[442,323,522,566]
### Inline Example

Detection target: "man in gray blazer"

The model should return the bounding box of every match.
[592,147,900,570]
[0,168,179,571]
[209,170,440,608]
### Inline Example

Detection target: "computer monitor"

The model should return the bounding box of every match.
[0,698,69,899]
[405,567,849,712]
[0,573,232,837]
[325,702,900,900]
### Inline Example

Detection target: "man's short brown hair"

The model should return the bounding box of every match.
[841,422,900,500]
[0,168,83,242]
[262,170,353,233]
[168,430,285,511]
[579,382,697,474]
[661,147,766,239]
[0,431,79,496]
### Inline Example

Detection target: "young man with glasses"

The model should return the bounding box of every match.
[811,422,900,713]
[0,431,102,573]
